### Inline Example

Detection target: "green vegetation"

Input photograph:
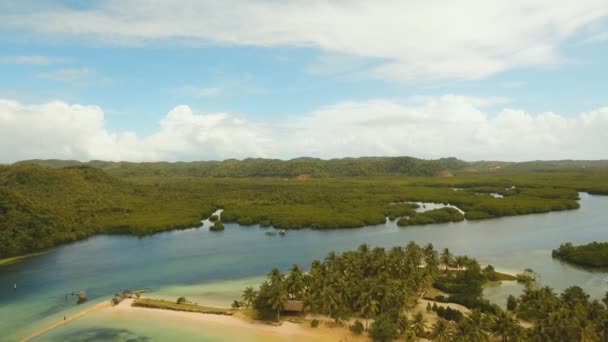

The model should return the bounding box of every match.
[552,241,608,268]
[433,305,464,322]
[2,158,608,258]
[210,221,225,231]
[350,320,364,335]
[17,157,608,179]
[397,207,464,226]
[132,298,234,315]
[242,243,608,341]
[511,285,608,341]
[241,243,518,340]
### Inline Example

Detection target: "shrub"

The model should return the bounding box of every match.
[369,313,398,342]
[435,306,463,322]
[176,297,186,304]
[507,295,518,311]
[209,214,219,222]
[210,221,225,231]
[351,320,364,335]
[310,319,320,328]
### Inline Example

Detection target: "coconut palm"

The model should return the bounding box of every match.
[411,311,427,339]
[440,248,453,271]
[453,310,489,342]
[268,268,283,287]
[432,318,453,342]
[241,286,257,308]
[267,283,287,322]
[286,264,305,299]
[358,290,378,330]
[321,284,340,320]
[491,311,520,342]
[454,256,468,271]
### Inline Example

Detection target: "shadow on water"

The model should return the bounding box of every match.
[47,328,152,342]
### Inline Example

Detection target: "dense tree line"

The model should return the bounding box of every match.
[552,241,608,268]
[15,157,608,179]
[241,243,608,341]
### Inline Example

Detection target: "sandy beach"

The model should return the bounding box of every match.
[106,299,368,342]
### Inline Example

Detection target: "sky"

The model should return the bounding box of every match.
[0,0,607,163]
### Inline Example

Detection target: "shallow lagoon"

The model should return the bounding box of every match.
[2,193,607,341]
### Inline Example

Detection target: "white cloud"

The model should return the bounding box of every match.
[583,31,608,43]
[1,96,607,163]
[197,87,223,98]
[501,81,525,88]
[0,55,62,65]
[2,0,607,81]
[37,68,107,85]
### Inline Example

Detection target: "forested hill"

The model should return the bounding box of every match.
[0,164,214,258]
[13,157,608,178]
[1,161,607,258]
[14,157,465,178]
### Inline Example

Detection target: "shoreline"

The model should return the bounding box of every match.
[18,298,367,342]
[18,300,112,342]
[0,252,44,267]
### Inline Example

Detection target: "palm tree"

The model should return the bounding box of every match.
[268,268,283,287]
[267,284,287,322]
[321,284,340,320]
[454,256,468,271]
[411,311,427,339]
[491,311,520,342]
[241,286,257,308]
[595,313,608,342]
[440,248,453,272]
[469,310,490,339]
[286,264,305,299]
[358,290,379,331]
[432,318,453,342]
[454,311,489,342]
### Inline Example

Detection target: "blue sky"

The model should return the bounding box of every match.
[0,0,607,162]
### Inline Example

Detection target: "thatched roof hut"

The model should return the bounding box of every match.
[284,300,303,312]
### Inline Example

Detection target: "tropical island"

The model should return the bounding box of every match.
[1,157,608,259]
[552,242,608,268]
[230,243,608,341]
[22,243,608,341]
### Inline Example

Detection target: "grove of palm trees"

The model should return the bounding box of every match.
[240,243,608,341]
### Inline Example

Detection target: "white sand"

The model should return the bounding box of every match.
[106,299,368,342]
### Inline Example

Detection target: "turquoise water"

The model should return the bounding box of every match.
[1,193,608,341]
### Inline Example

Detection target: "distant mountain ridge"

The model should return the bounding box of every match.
[12,157,608,178]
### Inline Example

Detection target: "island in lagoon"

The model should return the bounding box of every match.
[552,242,608,268]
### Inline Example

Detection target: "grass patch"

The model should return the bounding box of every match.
[132,298,234,316]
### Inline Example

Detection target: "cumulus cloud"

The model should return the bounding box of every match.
[2,0,607,81]
[1,96,607,163]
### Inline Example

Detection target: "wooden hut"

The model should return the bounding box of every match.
[284,300,303,312]
[77,291,88,304]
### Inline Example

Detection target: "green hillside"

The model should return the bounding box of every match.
[1,158,608,258]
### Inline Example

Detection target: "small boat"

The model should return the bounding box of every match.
[265,231,277,236]
[278,229,286,236]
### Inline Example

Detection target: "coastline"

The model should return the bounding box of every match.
[0,252,44,267]
[18,300,112,342]
[19,298,368,341]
